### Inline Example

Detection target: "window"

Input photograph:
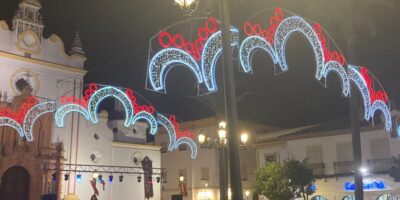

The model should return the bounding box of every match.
[264,154,277,164]
[179,144,187,151]
[336,143,353,161]
[376,194,397,200]
[370,137,390,159]
[201,167,209,180]
[241,164,248,181]
[311,195,327,200]
[342,196,354,200]
[162,170,167,183]
[306,145,323,164]
[160,142,167,153]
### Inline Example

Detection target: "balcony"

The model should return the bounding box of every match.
[306,158,393,179]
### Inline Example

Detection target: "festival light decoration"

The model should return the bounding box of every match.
[157,114,177,151]
[348,66,391,132]
[0,117,24,138]
[175,137,198,159]
[55,104,90,127]
[202,28,239,91]
[130,111,158,135]
[23,101,56,141]
[88,86,134,127]
[239,35,278,74]
[149,48,203,92]
[322,61,350,97]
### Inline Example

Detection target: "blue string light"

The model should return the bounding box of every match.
[239,35,278,74]
[88,86,134,127]
[174,137,198,159]
[201,29,239,92]
[55,104,90,127]
[23,101,56,141]
[322,61,350,97]
[131,111,158,135]
[157,114,177,151]
[148,48,203,92]
[0,117,24,138]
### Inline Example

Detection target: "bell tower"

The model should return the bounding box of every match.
[12,0,44,40]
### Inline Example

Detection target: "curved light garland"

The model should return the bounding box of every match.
[157,114,177,151]
[348,66,373,120]
[149,48,203,92]
[201,29,239,92]
[274,16,325,79]
[349,66,392,132]
[239,35,278,74]
[88,86,134,127]
[131,111,158,135]
[371,100,392,132]
[23,101,56,141]
[0,117,24,138]
[322,61,350,97]
[55,104,90,127]
[174,137,198,159]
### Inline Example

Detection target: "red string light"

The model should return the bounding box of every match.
[360,67,388,103]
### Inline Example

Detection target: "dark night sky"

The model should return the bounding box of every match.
[1,0,400,128]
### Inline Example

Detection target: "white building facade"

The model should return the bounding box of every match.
[156,117,277,200]
[0,1,162,200]
[256,119,400,200]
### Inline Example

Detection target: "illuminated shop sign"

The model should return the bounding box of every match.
[344,181,385,191]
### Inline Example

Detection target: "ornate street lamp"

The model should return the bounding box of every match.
[173,0,243,199]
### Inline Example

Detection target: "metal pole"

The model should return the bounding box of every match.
[350,84,363,200]
[219,145,228,200]
[218,0,243,199]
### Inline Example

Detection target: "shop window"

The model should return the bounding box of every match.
[342,196,354,200]
[376,194,398,200]
[311,195,327,200]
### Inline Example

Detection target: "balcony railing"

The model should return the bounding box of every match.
[306,158,393,178]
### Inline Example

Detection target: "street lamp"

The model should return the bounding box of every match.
[179,175,185,182]
[174,0,243,199]
[245,190,250,200]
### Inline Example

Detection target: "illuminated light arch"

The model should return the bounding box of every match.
[157,114,177,151]
[23,101,56,141]
[348,66,372,120]
[0,117,24,138]
[54,104,90,128]
[322,61,350,97]
[131,111,158,135]
[88,86,134,127]
[148,48,203,92]
[239,35,278,74]
[370,100,392,132]
[201,29,240,92]
[174,137,198,159]
[274,16,325,79]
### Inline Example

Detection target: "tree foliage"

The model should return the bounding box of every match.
[255,160,315,200]
[389,155,400,182]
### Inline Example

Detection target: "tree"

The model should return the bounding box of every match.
[284,160,315,200]
[255,160,315,200]
[389,155,400,182]
[255,162,292,200]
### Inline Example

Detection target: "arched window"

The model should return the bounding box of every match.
[343,196,354,200]
[377,194,398,200]
[311,196,327,200]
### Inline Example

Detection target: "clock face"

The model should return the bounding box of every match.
[10,69,40,95]
[23,33,36,47]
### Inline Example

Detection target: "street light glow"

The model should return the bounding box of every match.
[360,167,368,175]
[198,133,206,144]
[218,129,227,139]
[179,175,185,182]
[240,133,249,145]
[219,121,227,129]
[174,0,196,8]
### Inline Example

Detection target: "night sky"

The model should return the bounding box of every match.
[1,0,400,128]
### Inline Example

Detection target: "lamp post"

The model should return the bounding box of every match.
[198,121,249,200]
[174,0,244,199]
